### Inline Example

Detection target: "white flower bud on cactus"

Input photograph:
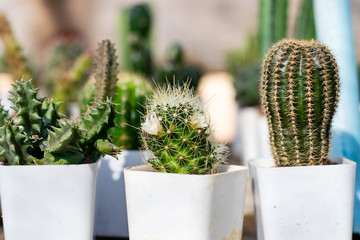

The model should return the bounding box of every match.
[141,113,163,135]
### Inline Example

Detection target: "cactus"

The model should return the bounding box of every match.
[140,83,228,174]
[0,13,32,80]
[108,72,152,149]
[80,40,152,150]
[0,77,119,165]
[294,0,316,40]
[119,3,153,76]
[156,43,202,89]
[260,39,340,167]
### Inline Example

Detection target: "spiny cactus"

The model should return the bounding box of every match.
[119,3,153,76]
[109,72,152,149]
[0,13,32,80]
[140,83,228,174]
[260,39,340,167]
[80,40,152,150]
[0,78,119,165]
[94,40,119,102]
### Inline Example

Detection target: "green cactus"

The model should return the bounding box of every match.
[119,3,153,76]
[259,0,287,58]
[109,72,152,149]
[260,39,340,167]
[0,13,32,80]
[0,78,119,165]
[140,83,228,174]
[156,43,202,89]
[80,40,152,150]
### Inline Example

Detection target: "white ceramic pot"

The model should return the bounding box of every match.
[248,157,356,240]
[94,150,145,237]
[0,161,99,240]
[124,164,248,240]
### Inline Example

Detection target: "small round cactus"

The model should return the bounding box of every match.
[140,83,228,174]
[260,39,340,167]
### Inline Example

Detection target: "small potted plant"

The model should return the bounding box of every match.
[248,39,356,240]
[0,76,119,238]
[124,83,248,239]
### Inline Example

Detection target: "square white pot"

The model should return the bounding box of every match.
[248,157,356,240]
[94,150,145,237]
[124,164,248,240]
[0,161,99,240]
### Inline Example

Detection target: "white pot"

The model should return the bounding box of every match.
[0,161,99,240]
[233,107,271,164]
[94,150,145,237]
[124,164,248,240]
[248,157,356,240]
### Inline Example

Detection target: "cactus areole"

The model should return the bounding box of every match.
[260,39,340,167]
[140,83,228,174]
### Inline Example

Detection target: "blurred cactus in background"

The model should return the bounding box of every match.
[0,13,33,81]
[44,38,93,114]
[118,3,153,77]
[155,43,202,90]
[260,39,339,167]
[140,83,228,174]
[294,0,316,40]
[80,40,152,150]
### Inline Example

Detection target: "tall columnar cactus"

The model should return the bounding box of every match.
[109,72,152,149]
[119,3,153,76]
[94,40,119,102]
[140,83,228,174]
[0,13,32,80]
[0,78,119,165]
[260,39,340,167]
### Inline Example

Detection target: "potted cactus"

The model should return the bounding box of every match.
[124,83,248,239]
[80,40,152,237]
[0,75,118,240]
[248,39,356,240]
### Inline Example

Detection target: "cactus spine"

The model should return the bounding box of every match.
[260,39,340,167]
[140,83,228,174]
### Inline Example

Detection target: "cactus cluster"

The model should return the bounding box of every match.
[0,13,32,80]
[156,43,202,89]
[260,39,340,167]
[140,83,228,174]
[80,40,152,150]
[0,78,119,165]
[119,3,153,76]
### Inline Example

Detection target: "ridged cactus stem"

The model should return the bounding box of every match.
[261,39,339,166]
[94,40,119,102]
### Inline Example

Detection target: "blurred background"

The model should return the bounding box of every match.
[0,0,359,239]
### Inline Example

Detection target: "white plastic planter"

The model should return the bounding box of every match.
[0,161,99,240]
[124,164,248,240]
[248,157,356,240]
[94,150,145,237]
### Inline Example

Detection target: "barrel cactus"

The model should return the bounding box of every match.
[0,78,119,166]
[140,83,228,174]
[260,39,340,167]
